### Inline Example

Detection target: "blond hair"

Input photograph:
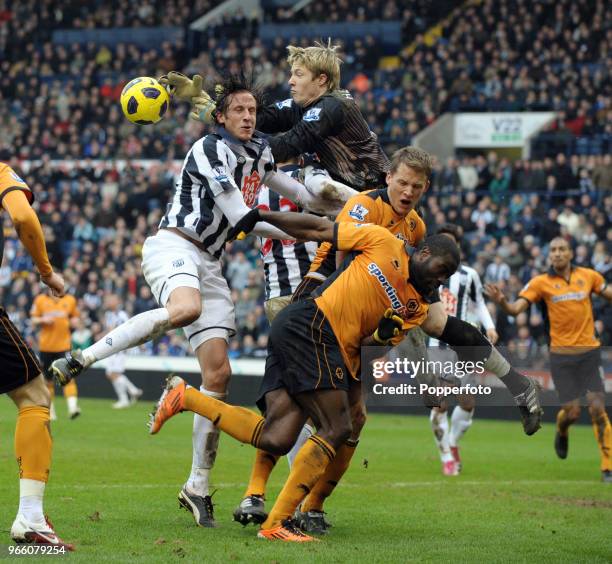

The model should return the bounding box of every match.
[287,40,342,92]
[390,146,433,178]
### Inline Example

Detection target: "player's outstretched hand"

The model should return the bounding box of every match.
[484,283,504,304]
[227,208,262,242]
[373,308,403,344]
[189,92,217,124]
[42,271,65,298]
[158,71,205,100]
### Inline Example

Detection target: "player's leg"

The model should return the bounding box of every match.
[259,388,352,541]
[39,353,57,421]
[178,250,236,527]
[429,399,458,475]
[109,351,142,404]
[582,349,611,481]
[0,308,73,549]
[550,352,582,459]
[302,159,358,209]
[421,303,543,435]
[179,337,231,527]
[450,393,476,472]
[62,372,80,419]
[50,231,202,383]
[107,368,130,408]
[297,379,363,533]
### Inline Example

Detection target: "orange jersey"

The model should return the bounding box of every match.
[0,164,34,267]
[307,188,426,280]
[31,294,78,353]
[315,222,431,378]
[519,266,606,350]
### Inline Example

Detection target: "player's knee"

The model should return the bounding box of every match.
[10,375,50,409]
[318,419,353,450]
[258,434,295,456]
[459,395,476,411]
[565,405,581,422]
[350,404,367,436]
[168,301,201,327]
[204,358,231,390]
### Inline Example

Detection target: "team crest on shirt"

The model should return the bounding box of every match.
[242,170,262,207]
[172,259,184,268]
[577,279,584,287]
[406,299,420,313]
[276,98,292,109]
[348,203,369,221]
[303,108,322,122]
[335,367,344,380]
[409,219,416,231]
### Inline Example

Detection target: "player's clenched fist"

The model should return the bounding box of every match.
[373,308,403,344]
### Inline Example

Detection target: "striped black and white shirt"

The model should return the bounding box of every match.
[159,128,275,258]
[429,264,495,346]
[257,167,318,300]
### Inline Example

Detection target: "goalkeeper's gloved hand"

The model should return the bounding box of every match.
[189,92,217,124]
[158,71,204,100]
[227,208,262,242]
[373,308,404,345]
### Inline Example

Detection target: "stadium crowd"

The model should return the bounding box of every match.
[0,151,610,359]
[0,0,610,359]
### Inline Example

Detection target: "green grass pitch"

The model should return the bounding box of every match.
[1,397,610,562]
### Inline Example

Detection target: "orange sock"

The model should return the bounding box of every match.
[262,435,335,529]
[183,387,265,446]
[15,406,52,482]
[589,408,611,472]
[244,449,280,498]
[301,439,358,513]
[556,408,570,436]
[63,380,77,398]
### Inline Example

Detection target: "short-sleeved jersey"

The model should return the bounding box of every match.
[31,294,79,353]
[307,188,426,281]
[0,164,34,268]
[519,266,606,349]
[315,222,431,378]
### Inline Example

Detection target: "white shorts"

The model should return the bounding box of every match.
[105,351,126,376]
[141,230,236,350]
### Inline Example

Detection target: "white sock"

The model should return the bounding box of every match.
[450,406,474,447]
[66,395,78,413]
[110,377,129,403]
[287,423,315,468]
[18,479,45,525]
[430,409,453,463]
[49,402,56,421]
[186,386,225,496]
[81,308,171,367]
[118,374,139,395]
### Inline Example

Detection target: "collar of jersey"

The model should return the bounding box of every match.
[547,264,574,278]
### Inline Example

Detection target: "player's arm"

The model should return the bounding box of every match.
[599,285,612,302]
[266,98,345,163]
[590,270,612,302]
[256,99,303,133]
[484,283,530,316]
[1,190,64,296]
[473,273,498,343]
[265,168,355,216]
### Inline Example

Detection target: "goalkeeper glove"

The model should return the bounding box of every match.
[227,208,262,242]
[158,71,217,124]
[373,308,404,345]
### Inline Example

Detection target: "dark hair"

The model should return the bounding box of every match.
[436,223,463,245]
[419,234,460,267]
[212,73,265,125]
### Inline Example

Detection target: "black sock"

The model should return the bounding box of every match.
[500,367,530,396]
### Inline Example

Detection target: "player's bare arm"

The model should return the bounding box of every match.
[1,190,64,297]
[484,284,529,316]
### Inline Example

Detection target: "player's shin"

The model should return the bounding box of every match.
[450,406,474,447]
[244,450,280,498]
[81,308,171,367]
[262,435,335,529]
[300,438,357,514]
[15,406,52,525]
[430,409,453,463]
[287,423,315,467]
[186,387,225,497]
[183,387,265,446]
[588,407,612,472]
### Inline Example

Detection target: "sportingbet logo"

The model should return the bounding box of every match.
[348,203,369,222]
[367,262,407,318]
